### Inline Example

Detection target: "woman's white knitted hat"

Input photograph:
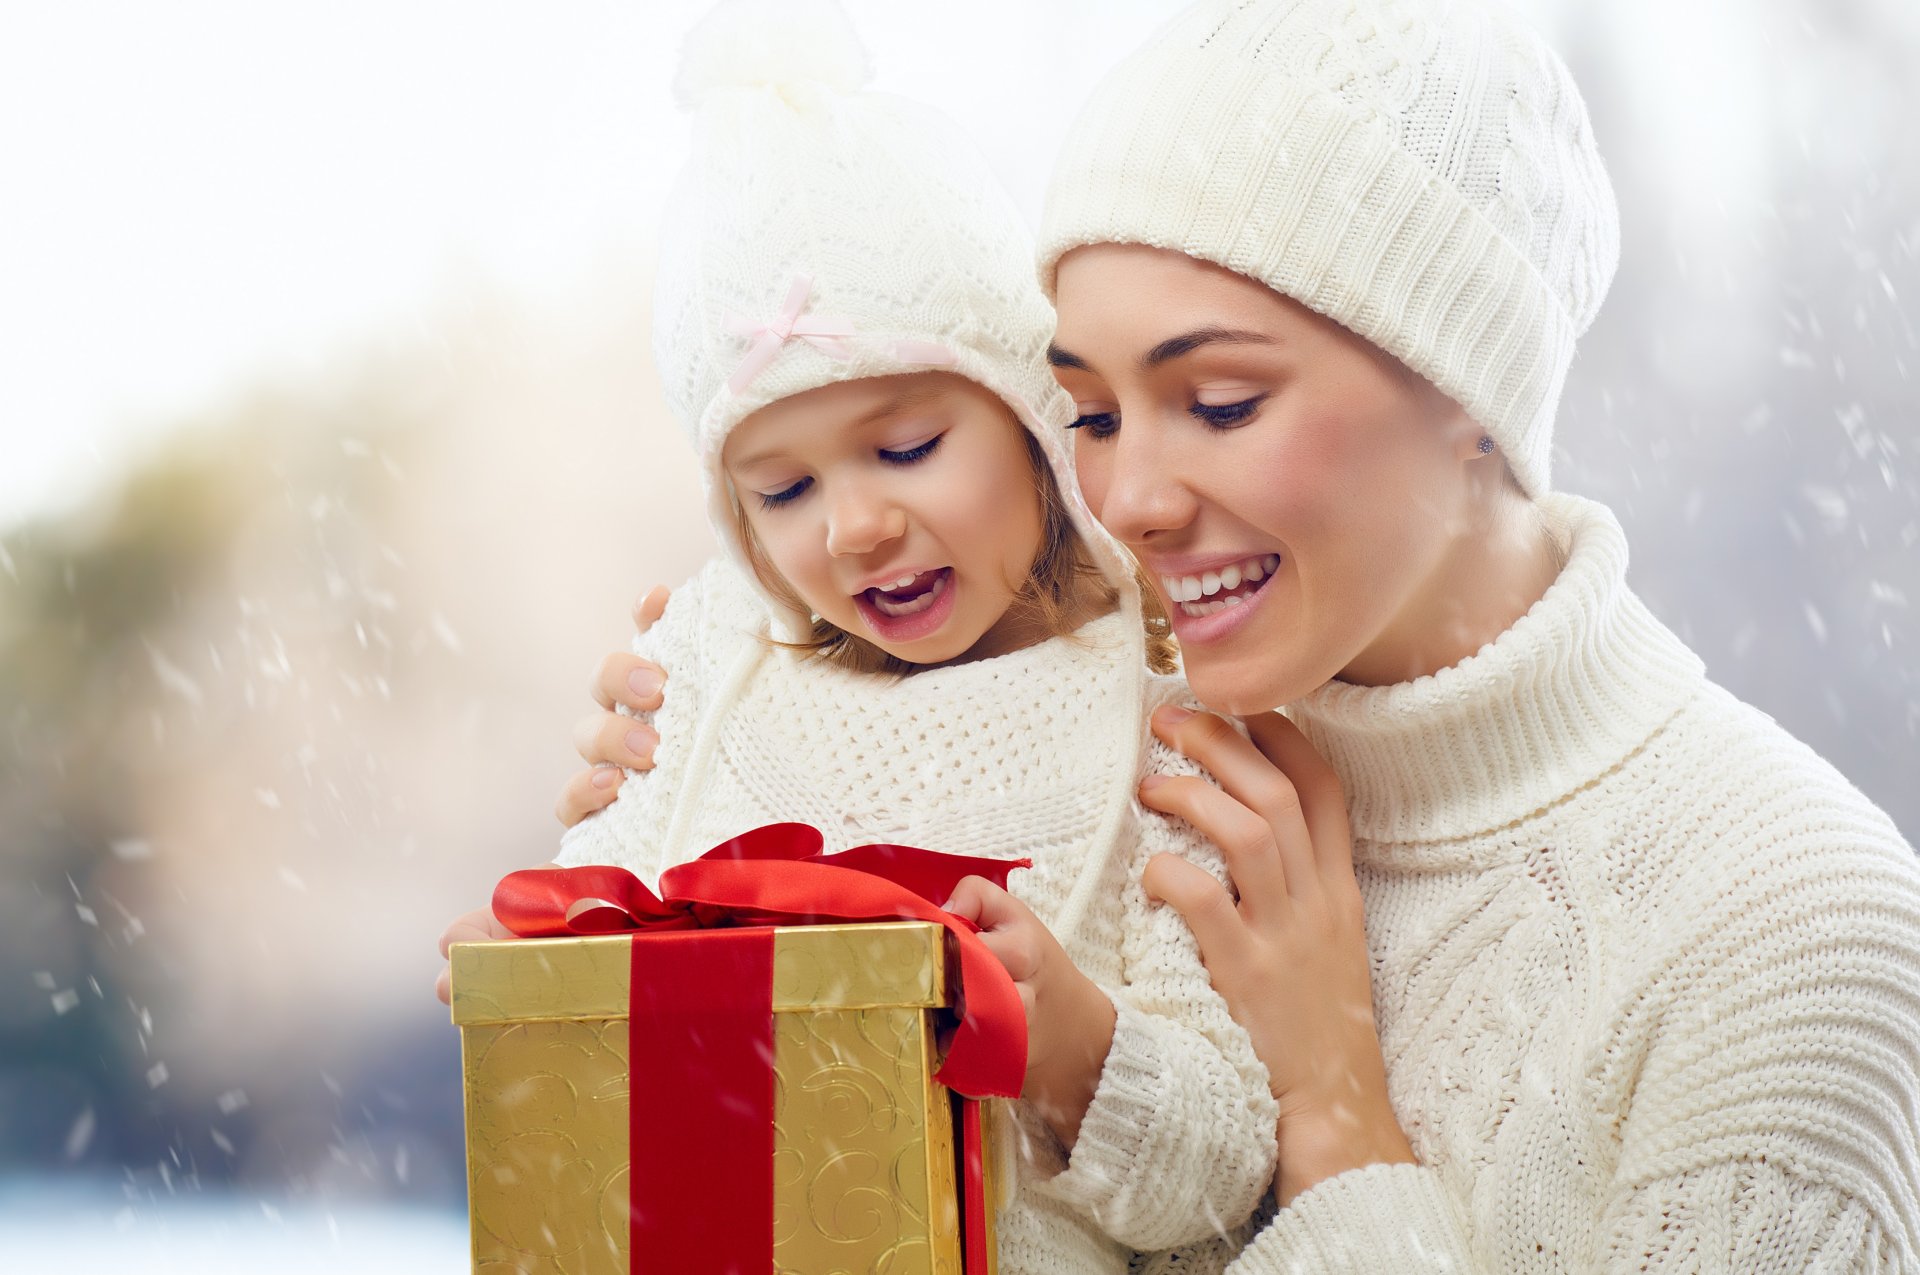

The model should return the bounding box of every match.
[1036,0,1619,497]
[655,0,1135,639]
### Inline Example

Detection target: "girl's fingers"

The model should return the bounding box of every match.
[1138,773,1292,913]
[592,652,666,714]
[1141,852,1254,972]
[945,877,1043,981]
[1242,712,1353,880]
[632,585,670,636]
[555,764,623,827]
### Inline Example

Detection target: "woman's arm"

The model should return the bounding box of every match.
[1034,704,1281,1252]
[1147,706,1920,1274]
[1138,706,1415,1203]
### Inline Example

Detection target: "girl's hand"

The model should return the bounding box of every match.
[1138,706,1414,1205]
[433,905,516,1005]
[944,876,1117,1148]
[555,587,671,827]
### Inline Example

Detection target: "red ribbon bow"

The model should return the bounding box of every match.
[491,823,1029,1273]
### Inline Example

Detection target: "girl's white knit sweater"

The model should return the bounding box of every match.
[1154,494,1920,1274]
[556,561,1279,1274]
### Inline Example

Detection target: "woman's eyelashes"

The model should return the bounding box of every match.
[1067,410,1120,439]
[1189,394,1266,428]
[1067,395,1266,440]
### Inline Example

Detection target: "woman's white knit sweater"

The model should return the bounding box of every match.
[1194,494,1920,1273]
[556,559,1279,1273]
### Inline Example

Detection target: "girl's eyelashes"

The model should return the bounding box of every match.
[1189,394,1266,428]
[878,433,943,465]
[757,476,813,510]
[1067,411,1120,440]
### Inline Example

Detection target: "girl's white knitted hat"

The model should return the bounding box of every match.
[655,0,1136,640]
[1036,0,1619,497]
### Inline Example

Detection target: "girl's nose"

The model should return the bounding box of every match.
[825,489,908,558]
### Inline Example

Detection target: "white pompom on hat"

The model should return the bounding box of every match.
[1037,0,1620,498]
[653,0,1134,639]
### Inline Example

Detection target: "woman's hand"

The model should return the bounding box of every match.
[943,875,1116,1149]
[1138,705,1414,1205]
[554,587,671,827]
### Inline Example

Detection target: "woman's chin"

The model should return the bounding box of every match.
[1181,652,1319,718]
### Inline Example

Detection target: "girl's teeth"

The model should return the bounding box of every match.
[890,573,917,590]
[871,571,947,617]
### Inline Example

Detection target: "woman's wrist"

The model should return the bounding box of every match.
[1273,1094,1417,1206]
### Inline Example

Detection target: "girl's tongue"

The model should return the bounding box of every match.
[866,568,949,617]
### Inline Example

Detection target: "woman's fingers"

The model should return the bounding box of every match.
[592,652,667,713]
[1138,772,1294,913]
[632,586,670,636]
[1243,712,1353,880]
[554,763,624,827]
[1148,704,1320,904]
[572,710,658,771]
[1141,852,1254,971]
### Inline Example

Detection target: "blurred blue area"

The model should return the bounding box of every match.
[0,1178,467,1273]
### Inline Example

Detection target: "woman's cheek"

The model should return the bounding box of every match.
[1070,434,1113,518]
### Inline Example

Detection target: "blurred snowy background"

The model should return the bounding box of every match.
[1,0,1915,1268]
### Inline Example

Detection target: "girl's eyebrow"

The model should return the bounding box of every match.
[1048,327,1277,375]
[853,384,945,428]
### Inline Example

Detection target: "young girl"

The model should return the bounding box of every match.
[444,4,1277,1271]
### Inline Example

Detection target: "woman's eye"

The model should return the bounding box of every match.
[1189,396,1265,428]
[1067,411,1120,440]
[758,477,812,510]
[879,434,942,464]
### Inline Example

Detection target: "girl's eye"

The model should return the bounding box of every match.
[1189,396,1265,428]
[758,477,812,510]
[1067,411,1119,440]
[878,434,942,465]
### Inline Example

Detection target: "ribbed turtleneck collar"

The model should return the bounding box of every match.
[1286,495,1705,850]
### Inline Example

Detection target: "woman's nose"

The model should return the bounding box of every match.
[1091,418,1199,546]
[824,488,908,558]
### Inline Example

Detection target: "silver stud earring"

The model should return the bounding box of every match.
[1477,436,1495,456]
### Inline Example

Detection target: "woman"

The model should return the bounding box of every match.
[562,0,1920,1268]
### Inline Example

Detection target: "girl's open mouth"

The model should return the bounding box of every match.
[853,567,957,644]
[863,568,948,617]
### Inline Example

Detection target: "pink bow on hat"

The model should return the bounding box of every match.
[724,275,856,394]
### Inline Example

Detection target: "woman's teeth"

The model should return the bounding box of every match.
[1161,554,1280,616]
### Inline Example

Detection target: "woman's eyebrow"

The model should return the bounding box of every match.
[1046,328,1277,375]
[1046,342,1089,371]
[1140,326,1276,369]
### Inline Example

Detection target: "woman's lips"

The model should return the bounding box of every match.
[1157,553,1280,643]
[854,567,955,643]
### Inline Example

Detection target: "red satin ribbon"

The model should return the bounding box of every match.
[491,823,1028,1274]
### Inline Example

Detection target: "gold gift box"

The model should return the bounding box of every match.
[450,921,995,1274]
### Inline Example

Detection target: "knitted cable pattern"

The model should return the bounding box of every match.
[1200,495,1920,1273]
[557,557,1279,1272]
